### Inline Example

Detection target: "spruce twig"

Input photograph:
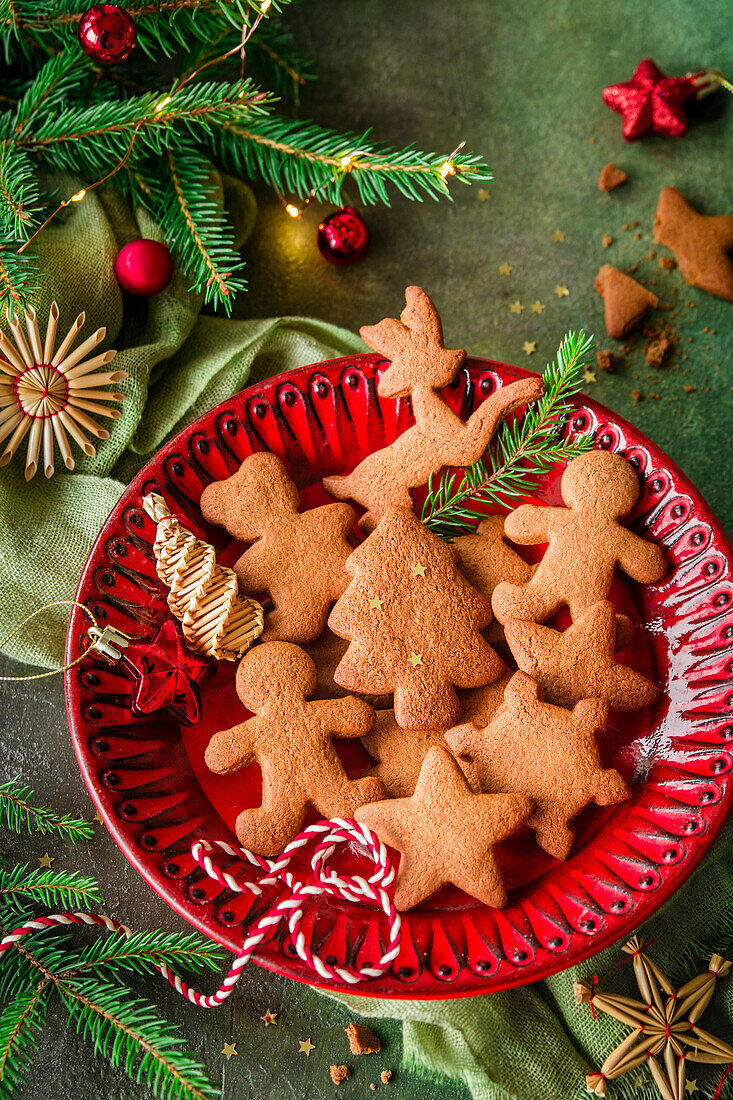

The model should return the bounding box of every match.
[0,779,93,843]
[422,330,595,539]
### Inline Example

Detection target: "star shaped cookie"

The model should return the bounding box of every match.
[446,672,629,859]
[504,601,659,711]
[654,186,733,301]
[362,709,480,798]
[355,745,532,910]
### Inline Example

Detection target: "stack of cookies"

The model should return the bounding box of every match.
[201,288,667,912]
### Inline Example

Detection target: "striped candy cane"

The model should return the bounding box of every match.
[0,819,402,1008]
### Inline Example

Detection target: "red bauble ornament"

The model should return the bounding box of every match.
[115,238,174,297]
[602,58,704,141]
[119,619,215,726]
[317,207,369,265]
[78,4,137,65]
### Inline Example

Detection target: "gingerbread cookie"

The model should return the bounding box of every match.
[653,186,733,301]
[504,601,659,712]
[204,642,384,854]
[454,514,534,640]
[446,672,629,860]
[492,450,666,627]
[355,745,533,910]
[200,452,355,644]
[598,163,627,192]
[302,627,392,709]
[362,709,480,798]
[328,508,504,730]
[322,287,544,532]
[594,265,658,338]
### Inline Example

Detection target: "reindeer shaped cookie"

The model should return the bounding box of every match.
[491,450,666,626]
[322,287,544,532]
[204,642,385,854]
[200,452,356,644]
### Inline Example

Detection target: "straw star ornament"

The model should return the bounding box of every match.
[575,937,733,1100]
[0,303,126,480]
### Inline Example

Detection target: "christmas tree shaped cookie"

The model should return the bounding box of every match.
[328,508,504,730]
[323,287,543,532]
[504,601,659,711]
[200,452,355,644]
[446,672,630,859]
[356,745,533,910]
[492,450,666,626]
[204,642,384,854]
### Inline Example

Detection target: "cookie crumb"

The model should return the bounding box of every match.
[602,232,613,248]
[629,221,639,228]
[381,1070,393,1084]
[370,1085,376,1091]
[660,256,676,270]
[330,1065,351,1085]
[631,389,642,402]
[645,332,671,367]
[634,231,642,240]
[598,163,627,191]
[596,350,616,373]
[346,1023,381,1055]
[683,384,696,393]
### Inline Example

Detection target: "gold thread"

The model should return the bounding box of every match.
[0,600,98,681]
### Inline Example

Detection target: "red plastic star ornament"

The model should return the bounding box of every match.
[603,58,698,140]
[121,619,215,726]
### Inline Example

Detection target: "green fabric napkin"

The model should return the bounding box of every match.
[2,180,732,1100]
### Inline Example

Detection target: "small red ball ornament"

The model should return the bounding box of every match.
[317,207,369,266]
[78,4,137,65]
[602,58,709,141]
[115,239,174,297]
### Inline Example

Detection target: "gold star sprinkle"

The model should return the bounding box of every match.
[93,812,104,824]
[530,301,545,314]
[369,596,384,610]
[408,652,423,668]
[554,285,569,297]
[685,1080,698,1097]
[499,263,512,276]
[477,188,491,202]
[583,369,597,384]
[522,341,537,356]
[552,230,566,242]
[38,853,55,869]
[260,1010,278,1027]
[509,301,523,314]
[221,1042,237,1060]
[299,1039,315,1056]
[411,563,426,577]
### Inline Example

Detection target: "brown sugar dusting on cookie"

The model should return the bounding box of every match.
[598,163,627,192]
[594,265,658,338]
[346,1023,381,1055]
[330,1065,351,1084]
[653,186,733,301]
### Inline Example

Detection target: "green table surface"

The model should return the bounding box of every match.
[3,1,732,1097]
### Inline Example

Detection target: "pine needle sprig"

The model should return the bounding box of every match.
[0,779,94,842]
[422,330,596,539]
[61,929,224,981]
[0,866,102,918]
[59,977,219,1100]
[0,241,39,317]
[0,983,52,1096]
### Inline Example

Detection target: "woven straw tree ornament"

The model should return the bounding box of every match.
[142,492,264,661]
[0,303,126,480]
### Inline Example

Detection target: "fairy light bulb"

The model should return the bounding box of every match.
[70,190,87,203]
[439,159,455,179]
[285,204,302,219]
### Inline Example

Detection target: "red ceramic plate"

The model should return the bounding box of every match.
[65,354,733,1000]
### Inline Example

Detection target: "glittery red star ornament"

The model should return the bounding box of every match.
[602,58,698,140]
[120,619,215,726]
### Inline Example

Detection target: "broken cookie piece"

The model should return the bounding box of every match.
[598,163,627,191]
[346,1023,381,1055]
[594,264,658,338]
[330,1065,351,1085]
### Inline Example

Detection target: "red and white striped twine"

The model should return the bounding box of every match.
[0,818,402,1008]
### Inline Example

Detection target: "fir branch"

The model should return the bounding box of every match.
[0,866,102,917]
[59,977,219,1100]
[0,146,37,237]
[0,241,38,317]
[152,142,246,309]
[422,330,596,539]
[210,116,492,205]
[11,46,89,137]
[0,982,51,1097]
[0,779,94,842]
[61,929,224,981]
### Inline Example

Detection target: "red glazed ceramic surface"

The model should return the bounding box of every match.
[65,354,733,999]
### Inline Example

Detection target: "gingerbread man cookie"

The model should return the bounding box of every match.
[204,642,384,854]
[491,450,666,627]
[504,601,659,712]
[322,287,543,532]
[328,507,504,731]
[200,452,355,644]
[446,672,630,860]
[355,745,533,910]
[654,186,733,301]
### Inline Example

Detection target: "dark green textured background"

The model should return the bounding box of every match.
[2,2,732,1097]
